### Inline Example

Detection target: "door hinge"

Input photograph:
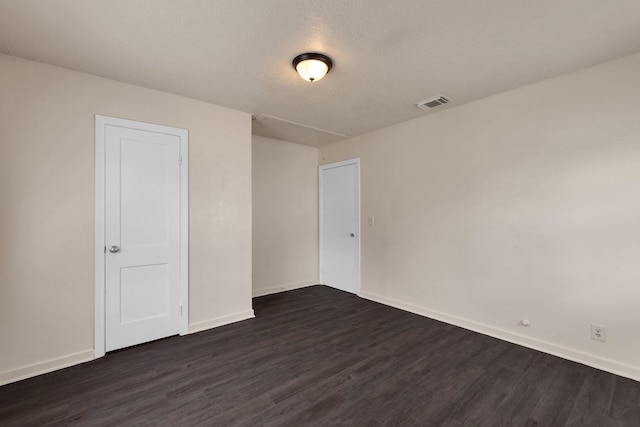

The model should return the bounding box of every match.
[179,154,183,165]
[104,246,106,253]
[180,305,183,316]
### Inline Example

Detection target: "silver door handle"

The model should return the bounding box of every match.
[350,233,355,237]
[109,245,120,253]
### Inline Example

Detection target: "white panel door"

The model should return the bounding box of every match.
[320,159,360,294]
[105,125,182,351]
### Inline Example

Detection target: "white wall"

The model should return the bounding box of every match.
[252,135,318,297]
[320,52,640,381]
[0,54,253,384]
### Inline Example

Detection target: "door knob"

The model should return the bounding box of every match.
[350,233,355,237]
[109,245,120,253]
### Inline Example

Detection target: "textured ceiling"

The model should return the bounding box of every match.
[1,0,640,146]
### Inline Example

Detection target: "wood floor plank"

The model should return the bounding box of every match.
[1,285,639,426]
[236,395,311,427]
[277,393,346,426]
[609,376,640,425]
[565,369,617,426]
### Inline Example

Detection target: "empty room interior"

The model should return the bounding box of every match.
[1,1,640,425]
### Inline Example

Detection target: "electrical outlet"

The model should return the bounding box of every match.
[591,324,606,342]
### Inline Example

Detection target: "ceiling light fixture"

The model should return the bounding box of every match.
[292,52,333,82]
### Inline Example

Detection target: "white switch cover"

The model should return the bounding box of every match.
[367,216,375,226]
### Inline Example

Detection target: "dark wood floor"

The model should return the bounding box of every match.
[1,285,639,426]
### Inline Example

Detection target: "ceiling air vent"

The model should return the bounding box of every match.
[415,95,451,110]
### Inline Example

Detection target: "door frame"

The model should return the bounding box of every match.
[94,115,189,359]
[319,158,361,294]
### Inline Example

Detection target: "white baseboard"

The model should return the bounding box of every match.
[359,291,640,383]
[0,349,95,386]
[188,309,255,334]
[1,310,256,385]
[252,280,317,298]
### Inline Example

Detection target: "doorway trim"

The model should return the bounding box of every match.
[319,158,361,294]
[94,115,189,359]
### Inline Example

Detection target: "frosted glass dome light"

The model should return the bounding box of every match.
[292,53,333,82]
